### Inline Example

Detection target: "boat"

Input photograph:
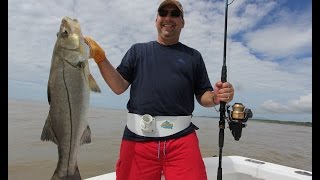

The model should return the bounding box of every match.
[85,155,312,180]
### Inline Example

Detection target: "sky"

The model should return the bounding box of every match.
[8,0,312,122]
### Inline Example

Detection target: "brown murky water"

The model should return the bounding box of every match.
[8,99,312,180]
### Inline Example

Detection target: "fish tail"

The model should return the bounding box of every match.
[51,166,81,180]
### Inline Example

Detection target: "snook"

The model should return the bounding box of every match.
[41,16,101,180]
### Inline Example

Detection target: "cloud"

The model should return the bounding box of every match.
[260,92,312,114]
[242,1,312,59]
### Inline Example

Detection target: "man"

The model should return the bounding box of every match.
[84,0,234,179]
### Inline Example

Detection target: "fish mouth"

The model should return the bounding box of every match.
[57,17,82,50]
[59,19,71,39]
[59,17,78,39]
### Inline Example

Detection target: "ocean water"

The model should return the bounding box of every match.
[8,99,312,180]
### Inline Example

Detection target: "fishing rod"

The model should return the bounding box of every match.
[216,0,230,179]
[217,0,252,179]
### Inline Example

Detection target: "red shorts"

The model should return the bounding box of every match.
[115,131,207,180]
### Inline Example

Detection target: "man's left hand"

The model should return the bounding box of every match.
[214,81,234,103]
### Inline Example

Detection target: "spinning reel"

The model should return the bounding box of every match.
[226,103,253,141]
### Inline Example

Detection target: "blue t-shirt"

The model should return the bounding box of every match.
[116,41,213,141]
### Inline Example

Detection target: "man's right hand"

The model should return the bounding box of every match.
[84,36,106,64]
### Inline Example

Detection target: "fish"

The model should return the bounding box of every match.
[40,16,101,180]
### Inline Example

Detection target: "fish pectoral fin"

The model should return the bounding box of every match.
[88,74,101,93]
[80,125,91,145]
[40,114,58,145]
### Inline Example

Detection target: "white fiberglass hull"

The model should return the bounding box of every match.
[85,156,312,180]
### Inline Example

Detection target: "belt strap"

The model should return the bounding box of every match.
[126,113,192,137]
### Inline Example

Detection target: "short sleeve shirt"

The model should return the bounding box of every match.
[116,41,213,141]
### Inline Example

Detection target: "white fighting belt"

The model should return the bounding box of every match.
[126,113,192,137]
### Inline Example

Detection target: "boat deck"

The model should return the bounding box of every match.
[85,156,312,180]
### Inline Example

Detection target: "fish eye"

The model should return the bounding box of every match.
[62,30,68,38]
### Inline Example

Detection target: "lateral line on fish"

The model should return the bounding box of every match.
[58,54,86,70]
[60,57,91,93]
[62,61,73,177]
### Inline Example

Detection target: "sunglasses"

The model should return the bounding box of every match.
[158,10,181,18]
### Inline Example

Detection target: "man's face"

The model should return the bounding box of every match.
[156,4,184,43]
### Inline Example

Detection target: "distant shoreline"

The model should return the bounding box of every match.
[249,118,311,127]
[195,115,312,127]
[9,98,312,127]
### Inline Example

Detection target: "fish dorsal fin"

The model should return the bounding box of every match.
[88,74,101,93]
[80,125,91,145]
[40,114,58,145]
